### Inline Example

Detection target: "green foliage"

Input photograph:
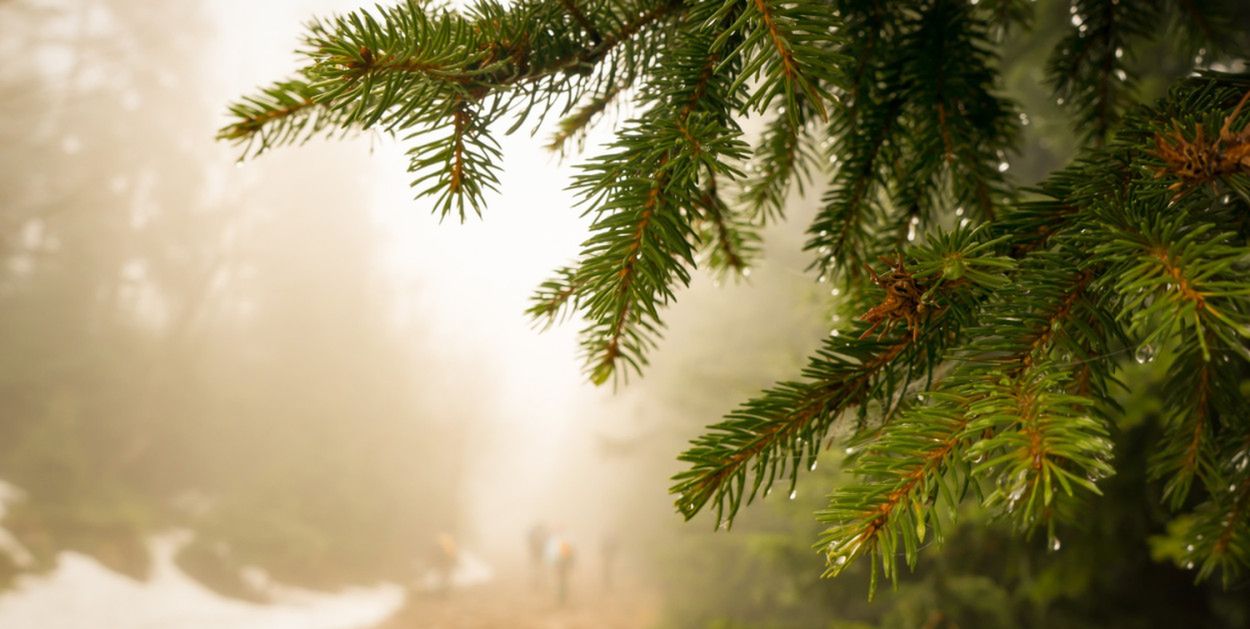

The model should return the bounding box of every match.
[230,0,1250,598]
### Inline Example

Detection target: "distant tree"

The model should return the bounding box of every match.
[0,0,472,594]
[227,0,1250,597]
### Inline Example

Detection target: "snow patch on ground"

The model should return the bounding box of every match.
[0,531,405,629]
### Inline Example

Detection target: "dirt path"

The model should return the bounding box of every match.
[373,572,659,629]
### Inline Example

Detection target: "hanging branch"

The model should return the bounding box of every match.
[232,0,1250,588]
[222,0,686,217]
[673,225,1013,527]
[1046,0,1158,146]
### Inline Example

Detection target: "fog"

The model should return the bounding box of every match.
[0,1,830,626]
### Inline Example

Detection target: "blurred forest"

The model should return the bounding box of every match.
[0,0,1248,628]
[0,0,474,597]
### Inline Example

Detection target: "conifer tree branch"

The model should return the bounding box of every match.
[730,0,842,120]
[231,0,1250,590]
[817,245,1119,592]
[527,265,584,329]
[817,389,974,596]
[221,0,686,205]
[557,0,602,44]
[1185,463,1250,586]
[673,225,1013,525]
[546,81,625,154]
[807,96,904,278]
[571,25,741,383]
[1046,0,1157,146]
[1151,342,1218,509]
[739,95,821,223]
[892,0,1018,224]
[1094,206,1250,360]
[693,176,755,274]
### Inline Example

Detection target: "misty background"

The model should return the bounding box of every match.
[4,1,1247,628]
[0,1,830,627]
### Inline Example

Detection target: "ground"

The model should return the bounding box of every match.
[373,569,658,629]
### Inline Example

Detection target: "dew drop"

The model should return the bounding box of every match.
[1185,561,1195,570]
[955,207,965,217]
[742,267,752,277]
[1008,484,1026,504]
[1233,449,1249,472]
[789,489,798,501]
[1051,538,1062,552]
[1134,343,1155,364]
[1186,544,1195,552]
[809,460,818,472]
[831,287,841,296]
[836,555,847,566]
[997,161,1010,173]
[830,329,840,337]
[844,446,855,456]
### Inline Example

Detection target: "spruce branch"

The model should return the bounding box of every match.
[407,98,503,219]
[569,17,746,383]
[892,0,1018,224]
[222,0,685,217]
[818,254,1119,595]
[218,79,350,159]
[673,225,1013,527]
[728,0,842,122]
[976,0,1034,39]
[806,96,905,279]
[817,388,975,597]
[527,265,584,330]
[232,0,1250,591]
[1046,0,1158,146]
[1093,203,1250,361]
[693,174,758,274]
[545,81,625,155]
[1151,90,1250,197]
[738,94,822,223]
[556,0,602,44]
[1151,342,1219,509]
[1182,459,1250,586]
